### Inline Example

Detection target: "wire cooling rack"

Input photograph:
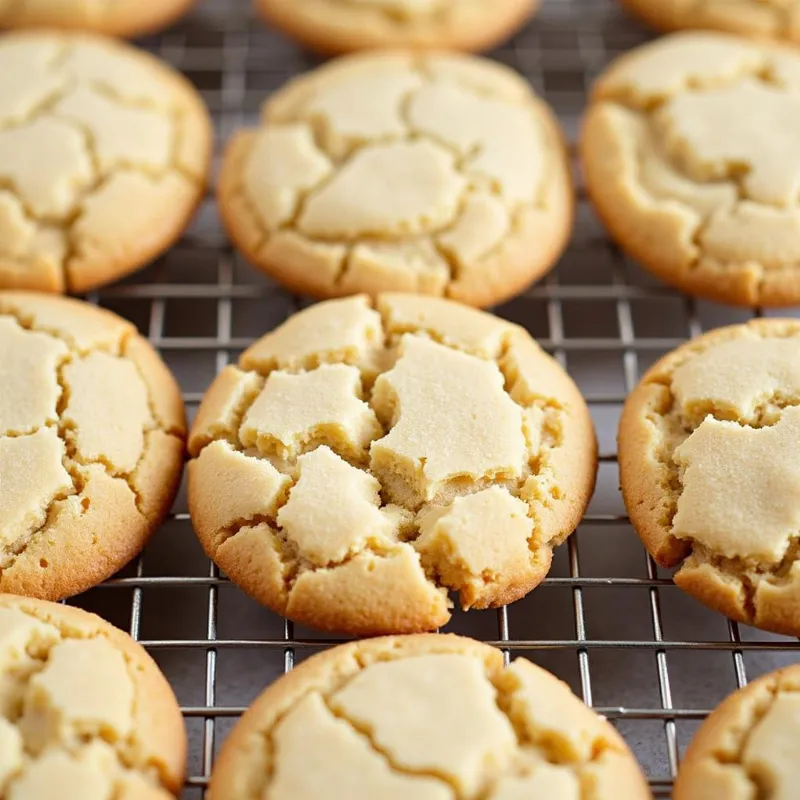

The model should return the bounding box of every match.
[62,0,800,797]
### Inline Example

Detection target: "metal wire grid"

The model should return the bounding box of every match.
[55,0,800,797]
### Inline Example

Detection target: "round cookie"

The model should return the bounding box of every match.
[0,31,212,294]
[218,51,573,308]
[0,0,197,38]
[0,291,186,600]
[674,665,800,799]
[0,594,186,799]
[581,32,800,307]
[620,0,800,44]
[255,0,537,55]
[188,294,596,636]
[619,319,800,636]
[209,634,651,800]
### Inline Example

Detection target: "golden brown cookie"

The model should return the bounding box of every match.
[187,294,596,636]
[255,0,537,55]
[582,31,800,307]
[0,594,186,799]
[0,291,186,600]
[674,665,800,799]
[619,319,800,636]
[620,0,800,44]
[0,0,197,38]
[0,31,212,294]
[209,634,651,800]
[218,51,573,308]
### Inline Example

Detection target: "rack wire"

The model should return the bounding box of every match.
[65,0,800,797]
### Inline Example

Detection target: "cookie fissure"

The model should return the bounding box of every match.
[322,695,461,792]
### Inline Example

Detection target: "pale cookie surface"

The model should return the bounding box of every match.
[674,665,800,799]
[0,594,185,799]
[255,0,537,55]
[619,319,800,636]
[0,31,211,294]
[582,32,800,307]
[0,0,197,37]
[218,51,572,308]
[209,634,651,800]
[187,294,596,636]
[0,291,186,601]
[620,0,800,44]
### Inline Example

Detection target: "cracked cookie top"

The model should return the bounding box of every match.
[255,0,537,55]
[208,634,650,800]
[0,31,211,294]
[187,294,596,636]
[619,318,800,636]
[620,0,800,44]
[0,0,197,38]
[0,291,186,601]
[0,594,185,800]
[674,664,800,799]
[581,32,800,307]
[218,51,572,309]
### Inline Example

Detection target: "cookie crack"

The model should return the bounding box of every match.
[322,695,464,796]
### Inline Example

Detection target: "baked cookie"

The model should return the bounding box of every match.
[218,51,572,308]
[619,319,800,636]
[188,294,596,636]
[0,0,197,38]
[0,594,186,799]
[582,32,800,307]
[0,291,186,600]
[620,0,800,44]
[674,665,800,799]
[0,31,212,294]
[255,0,537,55]
[209,634,651,800]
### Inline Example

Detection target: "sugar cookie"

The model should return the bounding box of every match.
[0,291,185,600]
[619,319,800,635]
[209,634,651,800]
[0,594,185,799]
[582,32,800,306]
[620,0,800,44]
[675,665,800,799]
[0,0,197,38]
[256,0,537,54]
[219,51,572,308]
[187,294,595,636]
[0,31,211,293]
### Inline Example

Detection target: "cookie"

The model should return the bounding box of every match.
[581,32,800,307]
[0,594,185,799]
[674,665,800,799]
[620,0,800,44]
[187,294,596,636]
[0,291,186,600]
[619,319,800,636]
[255,0,537,55]
[0,31,212,294]
[0,0,197,38]
[218,51,573,308]
[209,634,650,800]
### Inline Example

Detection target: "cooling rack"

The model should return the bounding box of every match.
[64,0,800,796]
